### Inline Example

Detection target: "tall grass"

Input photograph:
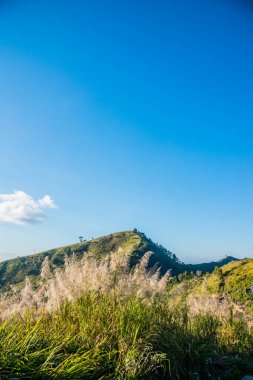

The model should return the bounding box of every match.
[0,249,170,317]
[0,250,252,379]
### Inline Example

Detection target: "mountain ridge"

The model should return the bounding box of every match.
[186,255,239,274]
[0,230,239,291]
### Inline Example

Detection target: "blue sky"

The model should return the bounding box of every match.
[0,0,253,263]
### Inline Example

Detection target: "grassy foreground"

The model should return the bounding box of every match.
[0,293,253,379]
[0,250,253,379]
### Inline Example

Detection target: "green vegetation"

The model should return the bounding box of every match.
[0,231,183,292]
[1,293,253,379]
[211,259,253,312]
[192,259,253,308]
[0,230,238,293]
[167,258,253,325]
[1,231,253,379]
[0,231,142,291]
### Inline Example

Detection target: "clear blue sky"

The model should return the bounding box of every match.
[1,0,253,263]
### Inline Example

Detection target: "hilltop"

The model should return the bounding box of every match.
[0,230,182,291]
[0,230,239,291]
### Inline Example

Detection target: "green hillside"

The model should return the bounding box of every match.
[204,258,253,312]
[167,258,253,322]
[0,230,183,291]
[0,230,240,293]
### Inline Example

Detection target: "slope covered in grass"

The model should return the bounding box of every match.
[167,258,253,323]
[192,258,253,307]
[0,229,239,294]
[0,230,183,291]
[0,250,252,380]
[212,259,253,312]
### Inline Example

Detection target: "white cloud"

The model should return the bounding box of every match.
[38,195,57,208]
[0,191,57,225]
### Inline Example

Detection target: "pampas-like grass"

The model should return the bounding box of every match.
[0,248,171,318]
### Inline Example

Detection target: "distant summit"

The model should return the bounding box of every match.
[186,255,239,274]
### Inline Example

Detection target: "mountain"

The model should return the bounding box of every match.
[0,230,182,291]
[186,255,239,274]
[0,230,239,291]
